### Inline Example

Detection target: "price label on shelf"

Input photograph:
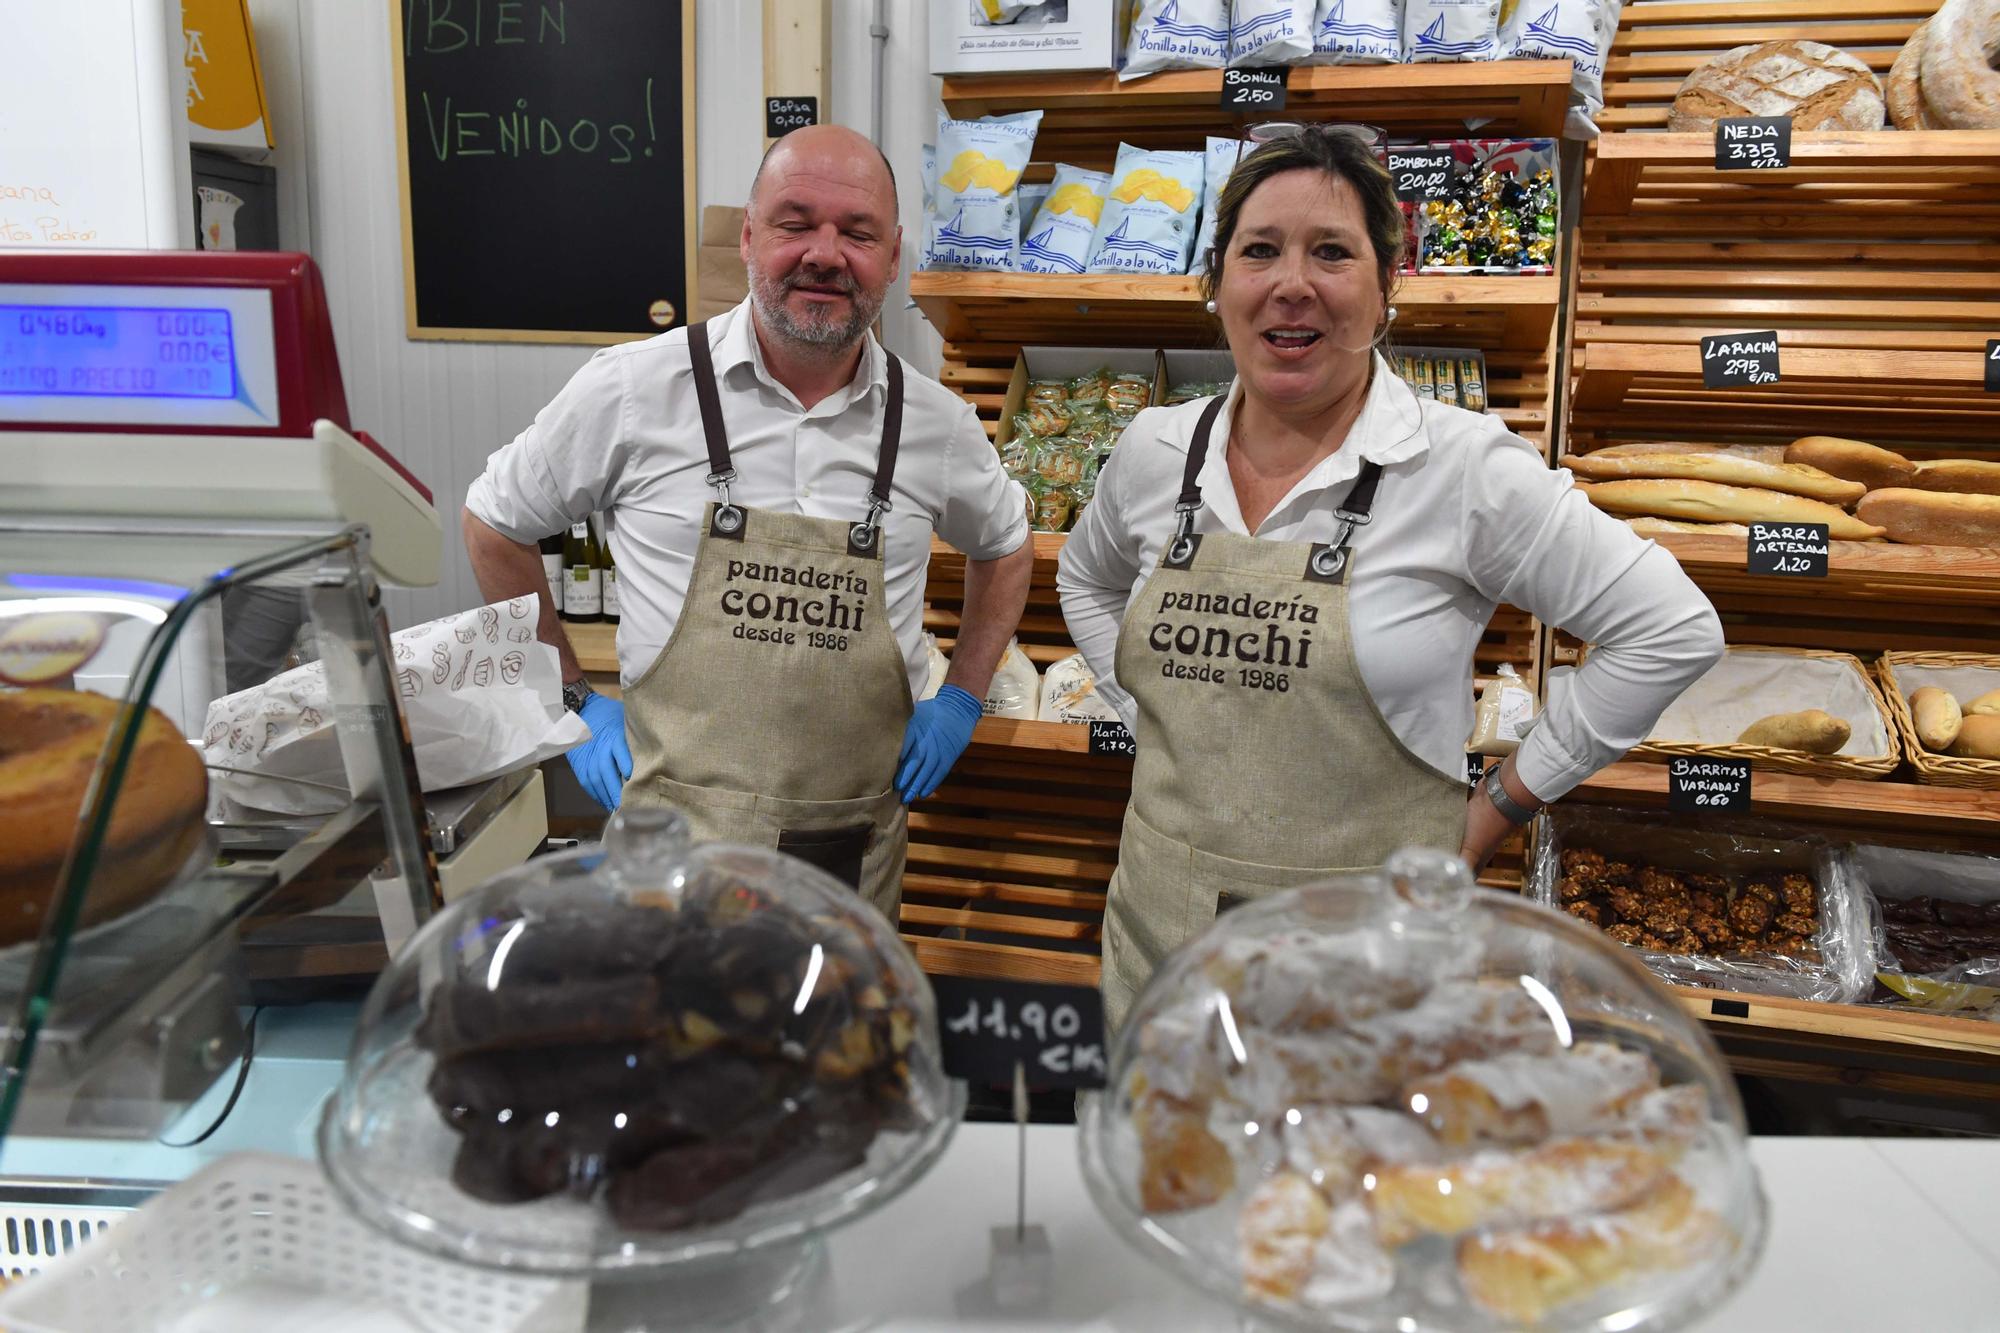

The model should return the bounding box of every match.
[1747,522,1829,577]
[1668,757,1751,813]
[932,976,1107,1088]
[1388,146,1456,204]
[1700,331,1780,389]
[1714,116,1791,171]
[1986,339,2000,393]
[1220,67,1287,111]
[765,96,818,138]
[1088,720,1137,757]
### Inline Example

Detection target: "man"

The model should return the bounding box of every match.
[463,124,1032,919]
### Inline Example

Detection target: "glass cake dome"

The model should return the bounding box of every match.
[1079,847,1766,1333]
[319,806,962,1282]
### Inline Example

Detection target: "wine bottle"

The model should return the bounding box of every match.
[598,516,620,624]
[561,521,602,623]
[538,533,564,612]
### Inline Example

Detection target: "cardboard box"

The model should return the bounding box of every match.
[930,0,1125,76]
[1156,348,1236,405]
[995,345,1160,450]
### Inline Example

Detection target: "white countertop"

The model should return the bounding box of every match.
[816,1124,2000,1331]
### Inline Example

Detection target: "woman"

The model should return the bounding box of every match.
[1057,130,1724,1025]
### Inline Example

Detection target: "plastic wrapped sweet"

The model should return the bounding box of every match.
[319,809,961,1272]
[1080,848,1765,1331]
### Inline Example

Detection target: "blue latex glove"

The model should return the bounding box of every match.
[897,684,983,803]
[567,691,632,811]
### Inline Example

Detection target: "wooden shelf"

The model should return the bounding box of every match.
[1569,761,2000,844]
[1583,131,2000,217]
[1646,534,2000,609]
[567,620,618,677]
[1671,986,2000,1060]
[939,62,1573,156]
[910,271,1562,354]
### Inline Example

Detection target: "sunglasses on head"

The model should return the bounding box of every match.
[1244,121,1389,151]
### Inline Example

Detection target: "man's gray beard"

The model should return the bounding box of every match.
[748,267,885,352]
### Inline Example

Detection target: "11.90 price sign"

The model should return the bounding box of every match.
[931,975,1107,1088]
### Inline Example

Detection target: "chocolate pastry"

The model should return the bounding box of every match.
[1553,847,1822,967]
[1727,894,1776,938]
[1565,901,1605,927]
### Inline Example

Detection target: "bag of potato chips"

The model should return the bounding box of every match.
[1121,0,1229,80]
[1086,144,1204,275]
[1230,0,1318,66]
[1405,0,1500,61]
[929,109,1043,271]
[1187,136,1246,276]
[1019,163,1112,275]
[1307,0,1403,63]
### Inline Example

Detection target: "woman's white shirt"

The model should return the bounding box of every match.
[1055,358,1724,801]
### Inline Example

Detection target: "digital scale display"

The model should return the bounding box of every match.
[0,280,278,430]
[0,304,239,401]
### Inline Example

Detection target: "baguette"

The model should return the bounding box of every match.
[1854,489,2000,548]
[1784,436,1916,491]
[1947,715,2000,762]
[1908,459,2000,497]
[1737,709,1850,754]
[1624,517,1751,538]
[1562,451,1863,504]
[1591,441,1789,464]
[1909,687,1962,752]
[1578,479,1888,540]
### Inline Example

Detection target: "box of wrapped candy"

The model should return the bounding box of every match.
[997,346,1159,533]
[1528,805,1874,1004]
[1416,138,1559,276]
[1848,843,2000,1018]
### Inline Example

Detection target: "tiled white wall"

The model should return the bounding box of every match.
[245,0,945,627]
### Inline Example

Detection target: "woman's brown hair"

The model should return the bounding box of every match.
[1197,130,1407,319]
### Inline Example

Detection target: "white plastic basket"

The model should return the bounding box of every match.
[0,1153,583,1333]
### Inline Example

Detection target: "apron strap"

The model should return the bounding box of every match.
[1166,394,1230,565]
[685,321,746,537]
[851,354,903,558]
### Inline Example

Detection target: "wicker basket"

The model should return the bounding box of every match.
[1626,645,1900,781]
[1877,652,2000,791]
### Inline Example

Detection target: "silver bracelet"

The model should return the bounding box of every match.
[1481,763,1538,826]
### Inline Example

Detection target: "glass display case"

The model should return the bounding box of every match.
[0,515,437,1147]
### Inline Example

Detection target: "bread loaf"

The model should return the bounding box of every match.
[1592,441,1789,465]
[1886,19,1940,130]
[1855,489,2000,548]
[1966,689,2000,718]
[1562,451,1863,504]
[1919,0,2000,130]
[1947,715,2000,761]
[1668,40,1886,132]
[1908,459,2000,497]
[1910,686,1964,752]
[1624,517,1751,538]
[1578,479,1888,540]
[1737,709,1851,755]
[1783,436,1916,492]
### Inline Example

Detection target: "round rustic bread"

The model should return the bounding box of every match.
[1919,0,2000,129]
[1668,40,1886,132]
[1886,19,1940,130]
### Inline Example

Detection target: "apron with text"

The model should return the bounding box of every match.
[1101,396,1468,1027]
[622,322,914,921]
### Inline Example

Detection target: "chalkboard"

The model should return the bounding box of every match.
[391,0,696,343]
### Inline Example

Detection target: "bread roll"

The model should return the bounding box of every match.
[1784,436,1916,491]
[1736,709,1851,755]
[1668,40,1886,132]
[1947,715,2000,761]
[1592,441,1789,465]
[1886,20,1940,131]
[1578,479,1888,540]
[1966,689,2000,718]
[1562,452,1863,504]
[1908,459,2000,497]
[1855,489,2000,548]
[1624,517,1751,538]
[1910,686,1963,752]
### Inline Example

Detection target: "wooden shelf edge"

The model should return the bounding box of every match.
[941,59,1573,108]
[1592,129,2000,169]
[932,532,1069,561]
[1568,761,2000,839]
[970,716,1113,754]
[909,271,1560,309]
[1671,985,2000,1058]
[1650,534,2000,597]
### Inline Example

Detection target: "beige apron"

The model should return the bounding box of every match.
[1101,395,1468,1027]
[621,323,914,921]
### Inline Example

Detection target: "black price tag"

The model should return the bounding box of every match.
[764,96,818,138]
[932,976,1107,1089]
[1088,720,1136,757]
[1714,116,1791,170]
[1668,757,1751,813]
[1220,67,1287,111]
[1388,146,1456,204]
[1986,339,2000,393]
[1747,522,1829,576]
[1700,331,1780,389]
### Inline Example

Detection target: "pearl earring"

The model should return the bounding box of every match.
[1386,306,1399,322]
[1203,298,1217,314]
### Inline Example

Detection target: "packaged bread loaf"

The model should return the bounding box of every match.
[1041,651,1119,724]
[1949,715,2000,761]
[1911,686,1964,752]
[1561,451,1863,505]
[982,637,1042,720]
[1854,489,2000,548]
[1668,40,1886,132]
[1783,437,1916,492]
[1908,459,2000,497]
[1577,479,1887,541]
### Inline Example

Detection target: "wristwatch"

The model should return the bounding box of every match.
[561,677,593,714]
[1481,762,1538,826]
